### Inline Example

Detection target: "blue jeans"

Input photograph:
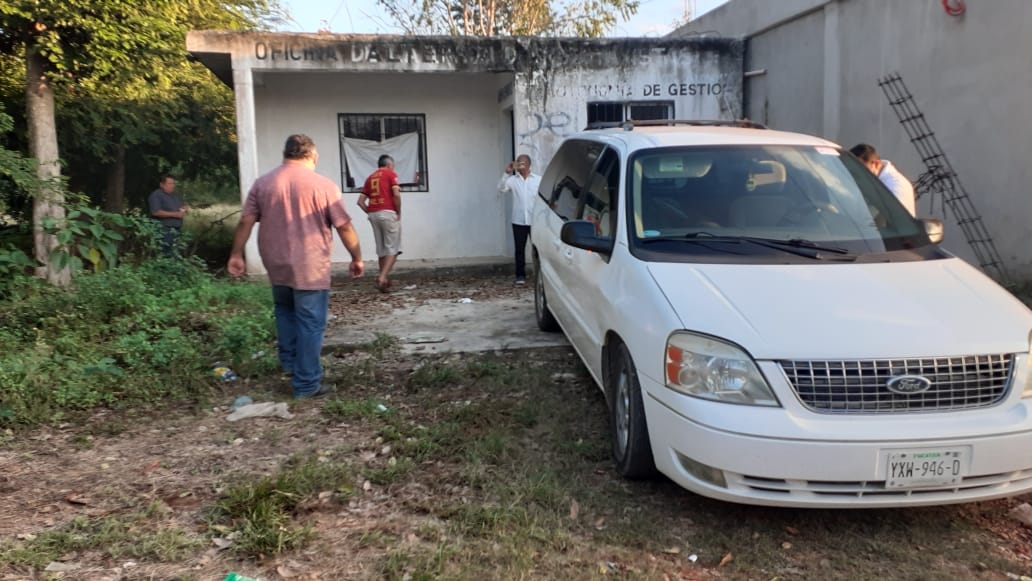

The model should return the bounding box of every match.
[271,286,329,397]
[159,226,181,257]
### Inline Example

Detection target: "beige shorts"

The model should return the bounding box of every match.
[368,210,402,257]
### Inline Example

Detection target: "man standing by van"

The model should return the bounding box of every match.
[849,143,916,217]
[498,154,541,285]
[358,154,402,293]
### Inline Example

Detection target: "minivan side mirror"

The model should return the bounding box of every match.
[560,220,612,255]
[923,218,944,244]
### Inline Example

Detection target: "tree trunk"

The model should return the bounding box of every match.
[104,144,126,212]
[26,44,70,287]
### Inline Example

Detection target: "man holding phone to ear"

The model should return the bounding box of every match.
[497,154,541,285]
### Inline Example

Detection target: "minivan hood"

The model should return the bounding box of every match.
[647,258,1032,360]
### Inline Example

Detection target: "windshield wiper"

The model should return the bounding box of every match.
[761,237,850,254]
[640,234,853,260]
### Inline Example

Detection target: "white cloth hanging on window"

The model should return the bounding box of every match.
[342,132,420,186]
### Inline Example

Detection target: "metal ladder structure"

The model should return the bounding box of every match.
[877,72,1009,284]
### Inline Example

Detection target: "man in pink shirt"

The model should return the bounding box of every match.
[228,134,364,398]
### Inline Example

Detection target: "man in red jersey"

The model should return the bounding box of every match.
[358,154,402,292]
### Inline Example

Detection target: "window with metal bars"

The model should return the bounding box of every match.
[338,113,428,192]
[587,101,674,125]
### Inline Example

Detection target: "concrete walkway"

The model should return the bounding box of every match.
[324,256,568,355]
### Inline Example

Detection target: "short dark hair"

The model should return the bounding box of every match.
[159,173,174,184]
[283,134,317,160]
[849,143,878,163]
[377,154,394,168]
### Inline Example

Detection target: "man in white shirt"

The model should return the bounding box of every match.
[497,154,542,284]
[849,143,917,217]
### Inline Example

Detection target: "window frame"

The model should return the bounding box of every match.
[587,101,675,125]
[338,113,429,193]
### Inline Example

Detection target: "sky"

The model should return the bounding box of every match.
[275,0,729,37]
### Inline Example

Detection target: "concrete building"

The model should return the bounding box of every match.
[187,32,744,275]
[675,0,1032,281]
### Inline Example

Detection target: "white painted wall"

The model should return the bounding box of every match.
[186,33,745,274]
[679,0,1032,281]
[512,47,744,165]
[253,71,509,265]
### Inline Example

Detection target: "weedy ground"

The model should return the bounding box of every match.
[2,273,1032,580]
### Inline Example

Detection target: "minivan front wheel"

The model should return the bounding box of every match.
[608,342,656,478]
[534,256,560,332]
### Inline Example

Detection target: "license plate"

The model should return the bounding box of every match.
[885,448,967,489]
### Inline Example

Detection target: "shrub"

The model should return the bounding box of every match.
[0,260,274,426]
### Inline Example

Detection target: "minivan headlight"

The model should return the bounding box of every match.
[1024,330,1032,399]
[665,332,779,406]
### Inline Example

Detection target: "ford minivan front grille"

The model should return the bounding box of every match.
[780,355,1014,413]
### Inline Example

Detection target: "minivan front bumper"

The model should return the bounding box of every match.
[642,373,1032,508]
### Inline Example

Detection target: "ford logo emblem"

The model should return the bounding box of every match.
[887,375,932,394]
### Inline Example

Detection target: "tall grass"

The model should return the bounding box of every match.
[0,258,275,426]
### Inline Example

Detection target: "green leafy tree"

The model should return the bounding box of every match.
[377,0,639,37]
[0,0,275,285]
[0,103,41,278]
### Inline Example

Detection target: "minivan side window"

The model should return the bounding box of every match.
[537,140,604,221]
[580,148,620,243]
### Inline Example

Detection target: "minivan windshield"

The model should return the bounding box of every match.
[629,145,931,259]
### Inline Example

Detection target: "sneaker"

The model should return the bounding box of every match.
[515,278,527,285]
[296,384,333,399]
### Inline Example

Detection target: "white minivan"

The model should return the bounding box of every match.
[530,120,1032,508]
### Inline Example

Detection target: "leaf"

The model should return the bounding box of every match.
[718,552,733,567]
[569,498,579,520]
[51,249,69,270]
[64,492,91,505]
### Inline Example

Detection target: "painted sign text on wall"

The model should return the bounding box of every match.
[547,82,725,99]
[253,42,516,66]
[645,83,724,96]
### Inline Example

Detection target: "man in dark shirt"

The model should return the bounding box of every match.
[147,174,189,256]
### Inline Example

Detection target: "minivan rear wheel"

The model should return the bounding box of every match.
[534,256,560,332]
[608,342,656,478]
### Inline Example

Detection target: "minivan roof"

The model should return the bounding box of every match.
[575,123,839,150]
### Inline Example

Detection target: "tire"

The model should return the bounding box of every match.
[534,255,560,332]
[608,342,657,479]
